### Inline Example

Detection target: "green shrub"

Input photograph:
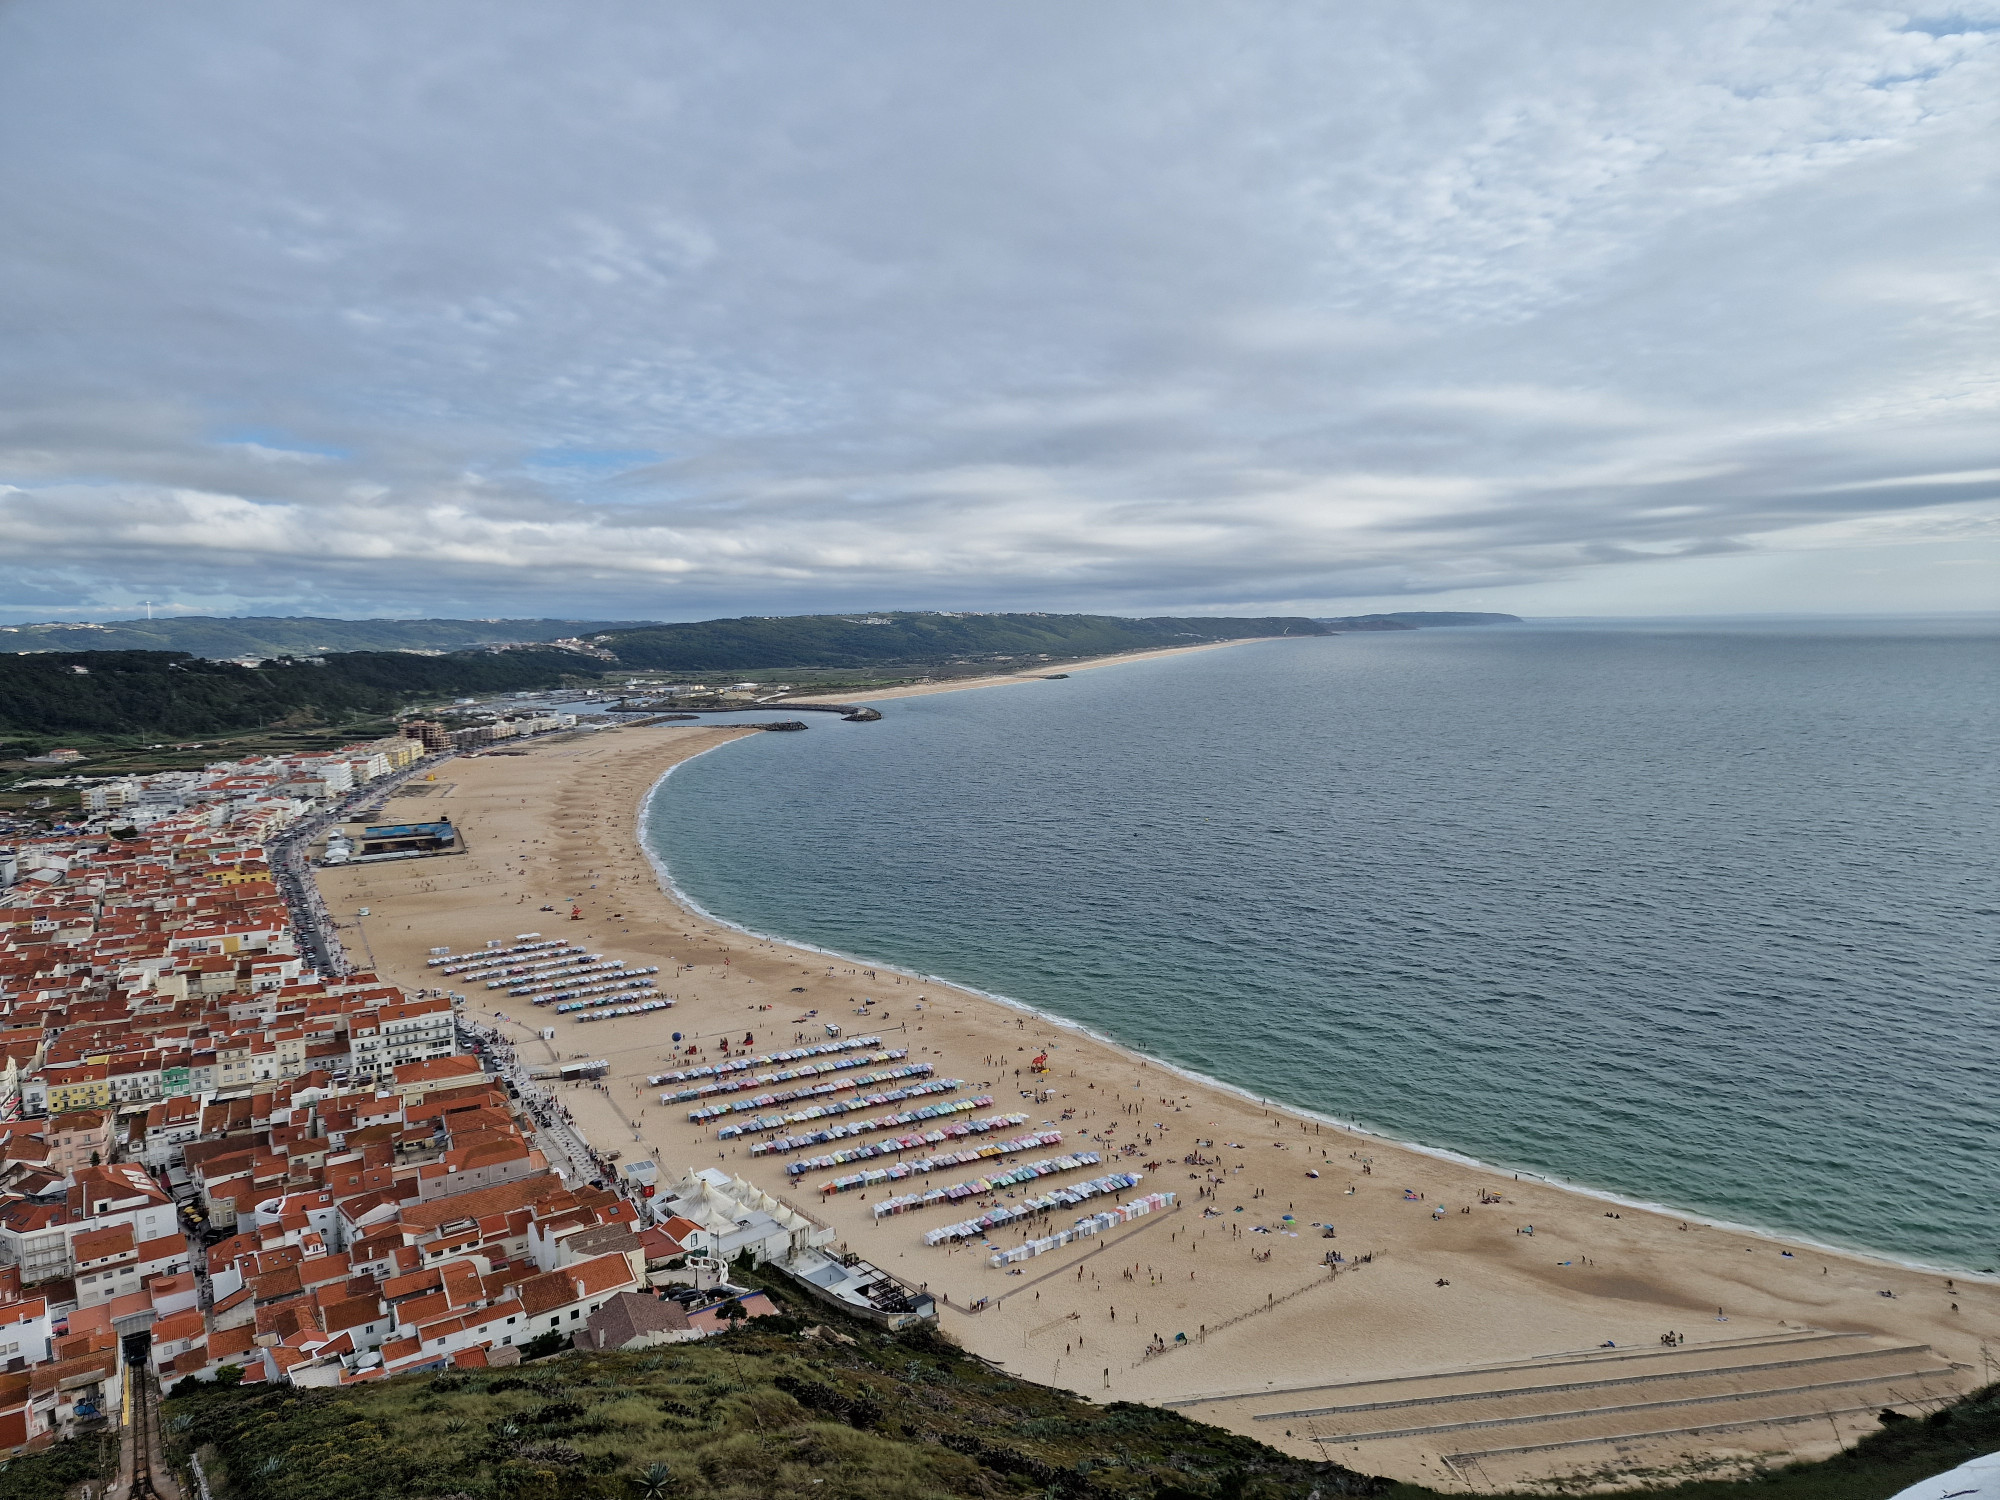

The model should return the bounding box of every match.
[0,1433,117,1500]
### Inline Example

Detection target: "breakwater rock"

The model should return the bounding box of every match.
[756,701,881,721]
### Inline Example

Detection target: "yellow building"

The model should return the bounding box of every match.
[45,1064,113,1112]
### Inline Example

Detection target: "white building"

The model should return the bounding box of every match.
[649,1168,834,1265]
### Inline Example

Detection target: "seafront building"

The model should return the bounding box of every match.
[0,717,764,1457]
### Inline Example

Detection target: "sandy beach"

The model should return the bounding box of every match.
[317,646,1997,1491]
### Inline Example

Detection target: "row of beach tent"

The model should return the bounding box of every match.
[718,1077,965,1141]
[988,1191,1178,1266]
[429,938,575,973]
[483,952,608,984]
[688,1063,935,1123]
[503,959,636,995]
[549,977,661,1011]
[648,1035,883,1090]
[839,1137,1072,1200]
[670,1047,907,1108]
[788,1112,1030,1177]
[871,1152,1109,1224]
[571,997,674,1022]
[750,1092,992,1157]
[916,1167,1141,1243]
[459,947,593,980]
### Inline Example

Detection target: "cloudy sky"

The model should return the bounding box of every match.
[2,2,1996,622]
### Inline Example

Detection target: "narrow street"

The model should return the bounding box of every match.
[265,754,459,977]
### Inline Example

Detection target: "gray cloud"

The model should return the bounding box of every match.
[1,0,1997,620]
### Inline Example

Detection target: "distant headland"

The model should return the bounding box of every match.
[1317,610,1522,630]
[0,607,1519,663]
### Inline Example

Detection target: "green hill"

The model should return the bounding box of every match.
[102,1299,2000,1500]
[0,611,1505,666]
[151,1314,1384,1500]
[594,613,1328,672]
[0,649,605,746]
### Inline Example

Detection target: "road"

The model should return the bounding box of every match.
[455,1014,622,1192]
[265,753,456,977]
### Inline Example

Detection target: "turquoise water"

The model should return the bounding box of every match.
[646,619,2000,1272]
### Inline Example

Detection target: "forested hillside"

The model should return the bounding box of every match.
[595,613,1328,671]
[0,611,1483,669]
[0,611,1376,747]
[0,650,604,744]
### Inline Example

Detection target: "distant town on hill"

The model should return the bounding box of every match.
[0,615,651,659]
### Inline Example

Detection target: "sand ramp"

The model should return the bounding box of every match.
[1180,1332,1967,1489]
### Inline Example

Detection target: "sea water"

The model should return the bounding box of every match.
[646,618,2000,1272]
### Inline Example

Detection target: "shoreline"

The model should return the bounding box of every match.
[317,638,1996,1490]
[642,752,1988,1284]
[643,657,1987,1286]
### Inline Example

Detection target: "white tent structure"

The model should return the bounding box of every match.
[653,1166,834,1264]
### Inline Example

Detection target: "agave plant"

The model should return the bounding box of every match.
[637,1459,675,1498]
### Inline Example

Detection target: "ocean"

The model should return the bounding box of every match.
[645,618,2000,1273]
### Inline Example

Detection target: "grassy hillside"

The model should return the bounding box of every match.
[0,649,605,747]
[597,613,1329,672]
[159,1313,1382,1500]
[147,1286,2000,1500]
[0,617,650,658]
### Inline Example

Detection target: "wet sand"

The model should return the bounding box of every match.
[317,647,1997,1490]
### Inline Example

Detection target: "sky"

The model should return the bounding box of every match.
[1,2,1997,623]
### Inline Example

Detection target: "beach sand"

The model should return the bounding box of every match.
[317,648,1997,1490]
